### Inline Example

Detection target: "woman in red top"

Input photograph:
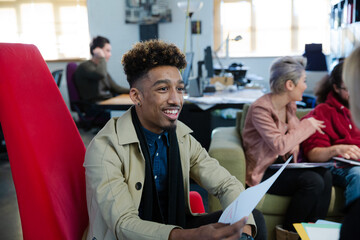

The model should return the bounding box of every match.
[302,61,360,208]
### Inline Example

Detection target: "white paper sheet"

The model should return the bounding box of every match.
[303,223,341,240]
[315,219,341,225]
[219,156,293,224]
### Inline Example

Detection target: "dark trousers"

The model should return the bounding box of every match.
[340,197,360,239]
[185,209,267,240]
[262,167,332,231]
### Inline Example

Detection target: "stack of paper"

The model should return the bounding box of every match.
[293,220,341,240]
[270,162,333,169]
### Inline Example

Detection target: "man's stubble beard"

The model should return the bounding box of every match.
[162,120,177,132]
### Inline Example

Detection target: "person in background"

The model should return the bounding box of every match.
[301,61,360,211]
[84,39,266,240]
[74,35,129,102]
[242,56,332,240]
[339,46,360,240]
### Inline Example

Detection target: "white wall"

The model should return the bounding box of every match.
[85,0,214,89]
[87,0,135,88]
[48,0,333,104]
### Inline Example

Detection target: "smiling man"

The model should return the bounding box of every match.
[130,65,182,133]
[84,40,264,240]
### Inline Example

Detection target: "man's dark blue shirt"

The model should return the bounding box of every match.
[142,127,169,217]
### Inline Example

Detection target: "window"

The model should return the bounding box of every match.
[214,0,331,57]
[0,0,90,60]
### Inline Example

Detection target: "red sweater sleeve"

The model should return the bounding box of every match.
[302,104,344,156]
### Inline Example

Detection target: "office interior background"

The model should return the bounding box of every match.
[0,0,359,239]
[0,0,350,114]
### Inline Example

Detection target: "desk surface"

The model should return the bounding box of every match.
[185,88,264,108]
[99,94,133,106]
[98,88,264,107]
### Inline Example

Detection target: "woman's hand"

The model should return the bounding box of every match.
[288,145,299,163]
[306,117,325,134]
[335,144,360,160]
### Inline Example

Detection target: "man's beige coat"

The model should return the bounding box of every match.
[84,108,254,240]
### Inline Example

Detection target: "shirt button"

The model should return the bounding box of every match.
[158,136,161,139]
[154,175,157,179]
[156,153,159,156]
[135,182,142,190]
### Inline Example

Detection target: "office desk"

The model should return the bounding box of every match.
[98,94,134,109]
[98,89,264,149]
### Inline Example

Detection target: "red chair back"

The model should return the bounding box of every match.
[0,43,88,239]
[189,191,205,213]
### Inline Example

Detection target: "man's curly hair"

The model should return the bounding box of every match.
[122,40,187,87]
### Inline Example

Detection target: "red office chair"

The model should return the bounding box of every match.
[0,43,88,239]
[189,191,205,214]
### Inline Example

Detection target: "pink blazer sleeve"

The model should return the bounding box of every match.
[251,105,317,156]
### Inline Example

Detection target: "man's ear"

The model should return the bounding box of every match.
[129,88,142,106]
[285,79,295,91]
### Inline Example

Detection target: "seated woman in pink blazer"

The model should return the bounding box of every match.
[242,56,332,239]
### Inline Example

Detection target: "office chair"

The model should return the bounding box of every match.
[302,43,328,71]
[302,43,328,95]
[52,69,63,87]
[0,43,88,239]
[0,123,7,160]
[189,191,205,213]
[66,62,109,131]
[301,94,317,108]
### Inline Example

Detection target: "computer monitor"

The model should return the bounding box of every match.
[204,46,214,78]
[182,52,194,86]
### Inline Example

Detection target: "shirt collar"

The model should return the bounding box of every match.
[142,127,170,147]
[326,91,350,114]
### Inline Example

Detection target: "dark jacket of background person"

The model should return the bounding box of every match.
[74,58,129,102]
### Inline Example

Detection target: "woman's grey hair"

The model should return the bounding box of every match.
[269,56,307,94]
